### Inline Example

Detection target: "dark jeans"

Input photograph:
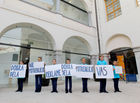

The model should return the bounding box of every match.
[17,78,24,91]
[100,79,107,92]
[35,75,42,92]
[51,78,58,92]
[65,76,72,92]
[82,78,88,92]
[113,78,120,91]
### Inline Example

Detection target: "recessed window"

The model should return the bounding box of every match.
[21,0,56,12]
[104,0,122,21]
[136,0,140,6]
[20,0,89,25]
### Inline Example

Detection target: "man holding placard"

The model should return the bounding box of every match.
[51,59,58,93]
[64,59,72,93]
[81,58,89,93]
[29,57,45,93]
[9,61,26,92]
[112,60,122,93]
[16,61,26,92]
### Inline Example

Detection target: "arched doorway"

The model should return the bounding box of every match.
[63,36,91,64]
[106,35,138,81]
[0,23,55,86]
[109,48,138,81]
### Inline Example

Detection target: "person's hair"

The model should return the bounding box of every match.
[81,57,86,60]
[52,59,56,61]
[99,55,104,60]
[66,58,71,61]
[38,57,42,60]
[112,60,117,63]
[66,58,71,63]
[19,60,24,64]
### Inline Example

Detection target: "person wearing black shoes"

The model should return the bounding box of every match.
[35,57,43,93]
[97,55,108,93]
[16,61,25,92]
[81,58,89,93]
[112,60,122,93]
[65,59,72,93]
[51,59,58,93]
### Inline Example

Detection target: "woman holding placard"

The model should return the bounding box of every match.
[97,55,108,93]
[112,60,122,93]
[16,61,25,92]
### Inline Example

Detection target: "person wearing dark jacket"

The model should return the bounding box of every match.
[65,59,72,93]
[51,59,58,93]
[16,61,25,92]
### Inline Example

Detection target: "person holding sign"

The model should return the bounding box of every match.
[35,57,43,93]
[81,58,89,93]
[65,59,72,93]
[51,59,58,93]
[112,60,122,93]
[16,61,25,92]
[97,55,108,93]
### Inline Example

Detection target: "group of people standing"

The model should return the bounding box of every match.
[16,55,122,93]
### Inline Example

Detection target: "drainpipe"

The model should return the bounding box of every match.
[94,0,101,55]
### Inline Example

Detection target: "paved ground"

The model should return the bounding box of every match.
[0,80,140,103]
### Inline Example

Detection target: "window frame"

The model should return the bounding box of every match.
[104,0,122,21]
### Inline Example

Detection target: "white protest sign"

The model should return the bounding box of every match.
[29,62,45,75]
[9,64,26,78]
[95,65,114,79]
[75,65,94,79]
[61,64,76,76]
[115,66,123,74]
[45,64,62,79]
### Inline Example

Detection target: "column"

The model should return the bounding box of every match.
[88,11,93,26]
[133,48,140,82]
[55,50,64,64]
[54,50,65,82]
[103,53,109,64]
[0,0,4,4]
[56,0,60,13]
[90,55,98,65]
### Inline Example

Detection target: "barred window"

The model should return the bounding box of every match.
[104,0,122,21]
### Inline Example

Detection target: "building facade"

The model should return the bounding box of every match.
[0,0,140,86]
[0,0,98,86]
[96,0,140,81]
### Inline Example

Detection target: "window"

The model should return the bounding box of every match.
[21,0,56,12]
[60,0,89,25]
[104,0,122,21]
[136,0,140,6]
[20,0,89,25]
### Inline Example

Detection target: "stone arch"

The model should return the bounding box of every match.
[0,22,56,49]
[63,36,91,53]
[106,34,132,53]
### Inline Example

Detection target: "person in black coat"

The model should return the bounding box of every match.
[81,58,89,93]
[51,59,58,93]
[35,57,42,93]
[16,61,25,92]
[65,59,72,93]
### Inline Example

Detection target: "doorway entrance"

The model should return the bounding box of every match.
[110,48,138,81]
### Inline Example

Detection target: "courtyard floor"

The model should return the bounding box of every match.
[0,80,140,103]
